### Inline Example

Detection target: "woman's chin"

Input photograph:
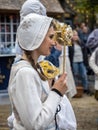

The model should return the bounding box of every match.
[44,51,50,56]
[46,52,51,56]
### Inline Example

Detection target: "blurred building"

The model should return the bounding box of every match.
[59,0,76,27]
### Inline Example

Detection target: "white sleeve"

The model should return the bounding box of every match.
[12,68,61,130]
[89,50,98,75]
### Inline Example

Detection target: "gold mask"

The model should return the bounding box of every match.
[53,20,73,46]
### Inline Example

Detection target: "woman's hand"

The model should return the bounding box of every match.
[52,73,67,96]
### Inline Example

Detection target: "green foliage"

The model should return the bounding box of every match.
[73,0,98,29]
[74,0,98,12]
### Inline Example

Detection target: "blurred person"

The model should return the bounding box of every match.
[78,22,90,42]
[69,30,89,94]
[81,26,90,44]
[80,26,90,73]
[78,22,86,39]
[15,0,47,58]
[86,28,98,53]
[89,47,98,100]
[59,46,77,98]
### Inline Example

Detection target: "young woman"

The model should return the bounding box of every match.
[8,13,67,130]
[8,1,77,130]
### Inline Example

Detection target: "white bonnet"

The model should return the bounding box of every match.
[17,13,53,51]
[20,0,46,21]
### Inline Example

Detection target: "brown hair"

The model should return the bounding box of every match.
[24,51,47,81]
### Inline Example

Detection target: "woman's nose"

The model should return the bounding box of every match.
[54,41,57,46]
[52,40,57,46]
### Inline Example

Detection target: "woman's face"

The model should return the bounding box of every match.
[72,31,79,41]
[37,26,56,56]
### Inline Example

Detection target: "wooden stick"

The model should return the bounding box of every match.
[63,44,66,73]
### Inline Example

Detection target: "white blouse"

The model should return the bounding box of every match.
[8,60,61,130]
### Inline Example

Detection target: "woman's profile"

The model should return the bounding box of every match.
[8,13,68,130]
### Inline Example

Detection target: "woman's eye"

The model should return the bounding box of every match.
[49,35,54,39]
